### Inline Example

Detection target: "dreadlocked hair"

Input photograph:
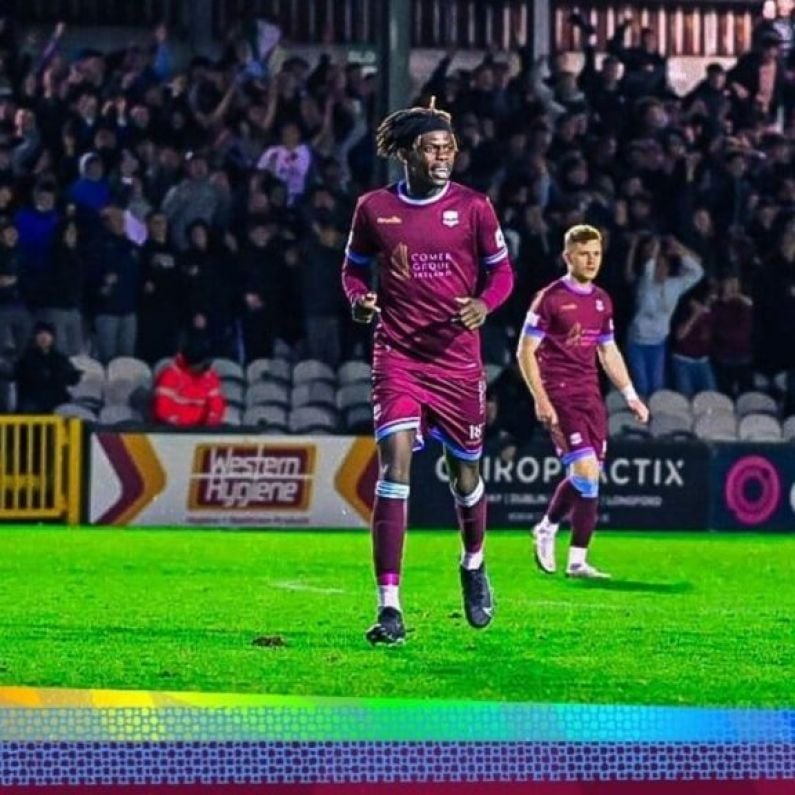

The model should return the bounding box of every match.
[375,97,457,159]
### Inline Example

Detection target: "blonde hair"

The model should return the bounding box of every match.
[564,224,602,250]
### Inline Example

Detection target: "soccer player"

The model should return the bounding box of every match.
[341,101,514,645]
[517,225,649,578]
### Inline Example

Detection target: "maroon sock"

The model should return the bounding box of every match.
[372,487,408,585]
[570,494,599,549]
[454,482,487,554]
[547,478,578,524]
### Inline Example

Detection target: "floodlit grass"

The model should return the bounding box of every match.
[1,527,792,707]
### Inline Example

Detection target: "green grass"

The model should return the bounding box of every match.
[0,527,792,708]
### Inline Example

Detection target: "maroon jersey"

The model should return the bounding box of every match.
[523,276,614,397]
[342,181,513,376]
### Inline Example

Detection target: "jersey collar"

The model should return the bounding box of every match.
[396,180,451,206]
[561,274,594,295]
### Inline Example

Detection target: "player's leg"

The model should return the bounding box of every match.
[532,419,577,574]
[445,452,494,629]
[365,374,422,646]
[366,429,415,645]
[424,372,493,629]
[565,453,609,579]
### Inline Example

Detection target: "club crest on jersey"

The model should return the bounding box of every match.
[441,209,459,227]
[595,300,605,312]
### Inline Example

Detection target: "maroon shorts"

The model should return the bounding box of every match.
[548,392,607,466]
[372,364,486,461]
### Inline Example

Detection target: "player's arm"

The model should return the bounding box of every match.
[341,196,381,324]
[516,320,558,428]
[457,197,514,330]
[597,340,649,423]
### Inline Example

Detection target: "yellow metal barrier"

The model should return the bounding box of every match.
[0,416,82,524]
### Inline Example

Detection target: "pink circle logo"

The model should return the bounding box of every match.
[725,456,781,526]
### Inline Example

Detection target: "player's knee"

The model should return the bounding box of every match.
[570,474,599,499]
[449,474,484,507]
[450,462,480,495]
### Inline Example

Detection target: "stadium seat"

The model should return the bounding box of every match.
[337,382,371,410]
[292,359,336,386]
[649,412,693,439]
[649,389,691,418]
[782,416,795,442]
[221,406,242,426]
[605,390,626,415]
[735,391,778,418]
[288,406,339,434]
[69,377,104,410]
[153,357,172,378]
[243,405,288,431]
[98,405,142,425]
[246,381,290,408]
[246,358,292,386]
[70,355,105,380]
[54,403,97,421]
[608,411,648,438]
[694,413,737,440]
[344,404,373,433]
[337,360,371,385]
[220,379,245,406]
[292,381,337,409]
[692,390,734,417]
[107,357,152,386]
[211,358,245,383]
[738,414,782,442]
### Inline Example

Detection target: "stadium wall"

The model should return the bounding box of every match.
[85,429,795,531]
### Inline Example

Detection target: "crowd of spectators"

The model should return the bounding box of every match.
[1,5,795,430]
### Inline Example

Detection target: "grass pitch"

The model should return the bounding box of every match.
[0,526,792,708]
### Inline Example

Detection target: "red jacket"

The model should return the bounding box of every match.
[152,354,226,427]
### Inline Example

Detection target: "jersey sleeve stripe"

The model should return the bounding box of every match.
[480,248,509,267]
[345,248,374,266]
[522,324,546,339]
[597,333,615,343]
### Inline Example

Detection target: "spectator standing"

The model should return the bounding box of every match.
[626,235,704,396]
[14,181,59,284]
[298,210,345,366]
[670,282,717,397]
[137,212,181,364]
[711,275,755,396]
[33,219,84,357]
[257,120,313,206]
[0,220,30,357]
[87,207,140,363]
[162,151,223,249]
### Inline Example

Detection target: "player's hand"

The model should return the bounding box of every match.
[628,398,649,424]
[454,297,488,330]
[535,398,558,429]
[352,292,381,324]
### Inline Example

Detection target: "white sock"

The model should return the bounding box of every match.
[538,515,559,535]
[378,585,401,611]
[568,546,587,567]
[461,548,484,570]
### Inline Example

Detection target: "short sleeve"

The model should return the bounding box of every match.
[523,291,552,339]
[344,197,378,267]
[476,197,509,268]
[597,294,615,344]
